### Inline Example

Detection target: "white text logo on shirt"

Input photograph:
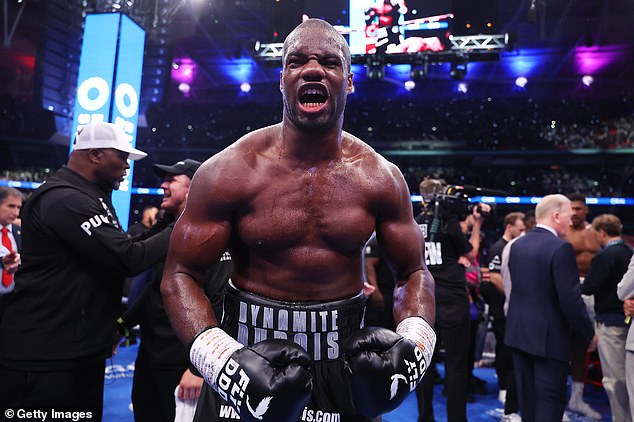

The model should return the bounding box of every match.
[80,214,110,235]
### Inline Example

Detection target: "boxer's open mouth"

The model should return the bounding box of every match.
[299,86,328,108]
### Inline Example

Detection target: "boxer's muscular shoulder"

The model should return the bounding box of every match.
[341,132,402,187]
[194,128,275,193]
[566,224,600,253]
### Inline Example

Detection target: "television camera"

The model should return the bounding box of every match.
[420,184,507,241]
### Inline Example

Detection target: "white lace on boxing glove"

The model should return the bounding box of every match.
[189,327,243,390]
[395,316,436,371]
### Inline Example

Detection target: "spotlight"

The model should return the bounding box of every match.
[404,80,416,91]
[178,82,191,95]
[450,60,467,80]
[240,82,251,93]
[582,75,594,87]
[457,82,468,94]
[515,76,528,88]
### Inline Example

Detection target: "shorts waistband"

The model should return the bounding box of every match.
[222,281,365,361]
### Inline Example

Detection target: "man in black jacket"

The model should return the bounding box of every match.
[0,122,172,419]
[581,214,632,422]
[414,177,489,422]
[120,159,232,422]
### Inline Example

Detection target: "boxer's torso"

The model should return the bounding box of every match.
[217,126,397,301]
[565,223,600,277]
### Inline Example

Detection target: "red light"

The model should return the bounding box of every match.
[466,23,471,28]
[273,31,278,37]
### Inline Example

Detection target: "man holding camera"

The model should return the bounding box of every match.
[414,177,490,422]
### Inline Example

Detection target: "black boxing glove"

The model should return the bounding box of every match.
[343,317,436,418]
[190,327,313,422]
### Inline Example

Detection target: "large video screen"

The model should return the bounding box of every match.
[305,0,453,55]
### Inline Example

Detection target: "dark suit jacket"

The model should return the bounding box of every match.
[504,226,594,362]
[11,224,21,252]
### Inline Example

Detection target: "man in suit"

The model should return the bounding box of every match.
[505,194,594,422]
[0,187,22,320]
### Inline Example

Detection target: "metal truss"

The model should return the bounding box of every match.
[448,34,509,51]
[255,42,284,58]
[254,33,509,65]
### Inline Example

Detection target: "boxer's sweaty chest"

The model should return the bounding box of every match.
[238,163,375,255]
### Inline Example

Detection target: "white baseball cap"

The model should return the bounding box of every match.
[72,122,147,161]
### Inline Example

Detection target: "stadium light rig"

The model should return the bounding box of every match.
[515,76,528,88]
[582,75,594,87]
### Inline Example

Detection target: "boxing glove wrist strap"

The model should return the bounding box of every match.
[188,325,218,351]
[396,316,436,366]
[189,327,243,390]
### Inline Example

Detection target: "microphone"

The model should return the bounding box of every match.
[453,185,509,197]
[429,198,442,242]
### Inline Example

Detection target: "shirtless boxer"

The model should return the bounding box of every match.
[161,18,436,422]
[564,193,601,419]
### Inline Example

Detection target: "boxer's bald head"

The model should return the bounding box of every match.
[282,19,351,74]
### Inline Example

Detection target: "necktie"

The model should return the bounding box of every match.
[1,227,13,287]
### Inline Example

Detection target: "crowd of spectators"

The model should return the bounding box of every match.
[1,89,633,153]
[134,90,634,152]
[0,168,51,183]
[2,88,634,203]
[401,165,631,198]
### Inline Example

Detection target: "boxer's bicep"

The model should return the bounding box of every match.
[374,164,424,281]
[161,208,232,343]
[168,158,237,283]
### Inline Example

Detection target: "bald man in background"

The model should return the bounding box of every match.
[505,194,594,422]
[0,122,172,418]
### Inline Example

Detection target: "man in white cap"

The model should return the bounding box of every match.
[0,122,173,419]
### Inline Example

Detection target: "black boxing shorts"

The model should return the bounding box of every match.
[193,281,374,422]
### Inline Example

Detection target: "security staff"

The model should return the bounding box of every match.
[0,122,173,419]
[120,159,232,421]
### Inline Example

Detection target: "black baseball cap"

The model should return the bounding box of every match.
[153,159,202,180]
